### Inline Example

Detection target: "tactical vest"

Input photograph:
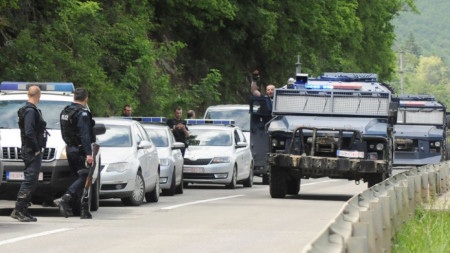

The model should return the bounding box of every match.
[18,103,47,150]
[60,104,95,146]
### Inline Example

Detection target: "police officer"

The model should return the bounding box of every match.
[167,106,189,156]
[11,85,47,222]
[55,87,95,219]
[250,69,275,99]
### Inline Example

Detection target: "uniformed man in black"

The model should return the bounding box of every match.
[55,87,95,219]
[11,85,47,222]
[167,106,189,156]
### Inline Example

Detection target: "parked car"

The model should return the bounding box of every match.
[183,119,254,189]
[95,118,160,206]
[141,120,185,196]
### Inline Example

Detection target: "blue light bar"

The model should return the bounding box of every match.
[187,119,235,125]
[0,81,75,92]
[304,84,333,90]
[122,117,167,123]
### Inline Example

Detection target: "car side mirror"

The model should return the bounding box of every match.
[138,140,152,149]
[235,141,247,148]
[94,123,106,136]
[172,142,185,150]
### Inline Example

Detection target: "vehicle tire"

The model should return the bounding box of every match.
[162,169,176,196]
[286,177,300,195]
[226,165,237,189]
[90,175,100,211]
[145,170,160,203]
[262,173,270,185]
[243,165,253,188]
[270,166,287,198]
[175,170,184,194]
[122,171,145,206]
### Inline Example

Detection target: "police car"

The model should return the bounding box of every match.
[136,117,185,196]
[95,118,160,206]
[0,82,101,210]
[203,104,251,142]
[183,119,253,188]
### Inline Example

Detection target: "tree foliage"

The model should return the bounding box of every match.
[1,0,416,117]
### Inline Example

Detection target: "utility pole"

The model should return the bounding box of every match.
[399,51,404,95]
[296,55,301,74]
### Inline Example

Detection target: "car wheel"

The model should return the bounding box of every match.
[270,166,287,198]
[90,175,100,211]
[162,168,176,196]
[175,169,184,194]
[145,170,160,203]
[243,164,253,188]
[121,171,145,206]
[226,165,237,189]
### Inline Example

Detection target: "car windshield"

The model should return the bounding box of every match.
[96,125,132,147]
[144,128,169,147]
[204,108,249,131]
[0,100,71,129]
[187,129,232,146]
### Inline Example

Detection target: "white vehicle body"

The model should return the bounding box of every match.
[0,84,88,205]
[143,124,184,195]
[95,118,160,206]
[203,104,251,143]
[183,124,253,188]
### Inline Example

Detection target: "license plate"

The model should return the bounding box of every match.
[6,171,44,181]
[337,150,364,158]
[183,167,204,173]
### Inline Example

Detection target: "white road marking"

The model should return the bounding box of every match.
[0,228,73,246]
[161,195,244,210]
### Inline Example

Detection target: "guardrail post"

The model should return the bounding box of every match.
[348,223,369,253]
[407,175,415,220]
[421,172,429,203]
[414,175,422,205]
[428,171,437,200]
[359,210,374,253]
[378,196,391,252]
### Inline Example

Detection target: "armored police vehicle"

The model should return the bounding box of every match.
[0,82,101,211]
[392,94,448,167]
[266,73,397,198]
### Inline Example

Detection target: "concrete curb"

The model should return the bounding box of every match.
[302,161,450,253]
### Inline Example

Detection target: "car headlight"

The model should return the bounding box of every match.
[211,157,230,164]
[376,143,384,151]
[435,141,441,147]
[106,162,129,173]
[59,146,67,159]
[160,158,169,166]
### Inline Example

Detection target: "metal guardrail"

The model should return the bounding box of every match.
[302,161,450,253]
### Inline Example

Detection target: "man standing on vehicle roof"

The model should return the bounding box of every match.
[55,87,96,219]
[250,70,275,99]
[167,106,189,156]
[11,85,47,222]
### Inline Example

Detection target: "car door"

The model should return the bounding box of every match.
[237,128,252,171]
[168,129,183,183]
[233,128,248,180]
[133,123,150,183]
[137,123,158,189]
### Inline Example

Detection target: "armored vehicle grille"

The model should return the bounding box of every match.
[1,147,57,161]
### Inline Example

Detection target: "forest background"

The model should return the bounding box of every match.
[0,0,425,117]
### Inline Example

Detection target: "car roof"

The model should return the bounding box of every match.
[94,117,139,126]
[0,92,73,102]
[142,124,170,130]
[205,104,249,110]
[188,124,237,131]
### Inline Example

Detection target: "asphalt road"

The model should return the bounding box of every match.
[0,177,368,253]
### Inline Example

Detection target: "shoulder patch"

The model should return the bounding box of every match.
[81,111,88,117]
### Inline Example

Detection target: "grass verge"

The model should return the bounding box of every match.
[392,206,449,253]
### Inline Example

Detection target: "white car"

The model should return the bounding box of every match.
[95,118,160,206]
[203,104,251,142]
[183,120,253,188]
[142,122,184,196]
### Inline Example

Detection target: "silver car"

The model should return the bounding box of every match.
[183,121,254,188]
[95,118,160,206]
[142,123,185,196]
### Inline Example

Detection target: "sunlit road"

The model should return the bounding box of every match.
[0,177,368,253]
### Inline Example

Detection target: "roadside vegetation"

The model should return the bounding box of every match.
[0,0,416,117]
[392,207,450,253]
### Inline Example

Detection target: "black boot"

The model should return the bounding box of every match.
[54,194,73,218]
[80,202,92,219]
[11,208,33,222]
[23,207,37,222]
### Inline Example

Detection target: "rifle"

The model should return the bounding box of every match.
[80,143,100,219]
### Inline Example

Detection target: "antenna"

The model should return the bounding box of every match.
[296,55,302,74]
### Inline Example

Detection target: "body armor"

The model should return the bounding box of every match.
[60,104,95,147]
[18,103,47,151]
